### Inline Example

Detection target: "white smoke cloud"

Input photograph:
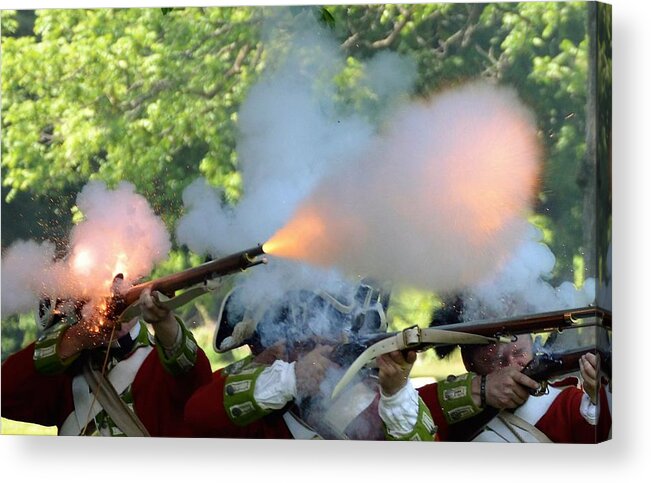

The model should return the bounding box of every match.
[176,11,541,299]
[1,240,58,318]
[362,51,418,105]
[1,180,171,318]
[461,224,596,320]
[230,259,352,311]
[176,15,414,258]
[268,82,541,293]
[214,258,360,349]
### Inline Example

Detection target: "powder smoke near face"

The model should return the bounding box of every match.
[1,181,171,318]
[1,239,59,319]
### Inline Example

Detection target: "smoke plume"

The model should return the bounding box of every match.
[1,240,59,318]
[176,12,540,296]
[459,224,596,321]
[1,181,171,318]
[266,82,541,292]
[176,14,413,258]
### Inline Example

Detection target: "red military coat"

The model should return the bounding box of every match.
[185,369,294,439]
[184,367,385,440]
[417,377,611,443]
[1,341,212,437]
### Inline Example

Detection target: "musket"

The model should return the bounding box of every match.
[524,346,612,387]
[331,306,612,399]
[439,306,611,336]
[445,345,612,442]
[105,245,267,324]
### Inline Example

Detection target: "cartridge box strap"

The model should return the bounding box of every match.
[223,361,275,426]
[155,316,199,376]
[82,360,151,437]
[438,373,483,424]
[386,398,438,442]
[33,320,79,375]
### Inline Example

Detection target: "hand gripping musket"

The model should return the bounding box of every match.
[446,340,613,442]
[108,245,267,324]
[331,306,612,399]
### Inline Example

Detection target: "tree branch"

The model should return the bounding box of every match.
[341,31,360,51]
[461,4,482,48]
[434,4,484,58]
[370,6,412,49]
[474,43,509,79]
[123,79,172,119]
[226,44,251,77]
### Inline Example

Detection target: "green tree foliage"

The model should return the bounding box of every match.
[1,313,37,363]
[1,4,598,357]
[2,7,265,219]
[2,3,592,280]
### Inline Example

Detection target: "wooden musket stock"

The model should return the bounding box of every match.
[100,245,266,321]
[122,245,265,306]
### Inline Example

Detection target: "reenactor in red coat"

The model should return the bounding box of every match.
[2,289,212,436]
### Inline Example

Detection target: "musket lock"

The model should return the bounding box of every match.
[531,380,549,397]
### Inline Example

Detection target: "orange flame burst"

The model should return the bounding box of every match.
[92,299,109,333]
[423,104,540,246]
[70,246,131,297]
[72,248,95,276]
[263,202,367,267]
[263,207,326,258]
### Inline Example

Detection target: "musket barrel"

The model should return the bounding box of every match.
[122,245,265,306]
[330,307,612,376]
[434,306,611,338]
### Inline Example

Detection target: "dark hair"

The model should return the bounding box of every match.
[429,295,465,359]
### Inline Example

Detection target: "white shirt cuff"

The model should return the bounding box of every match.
[378,381,419,437]
[253,360,297,410]
[579,391,599,426]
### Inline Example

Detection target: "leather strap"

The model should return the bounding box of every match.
[81,361,151,437]
[498,411,552,443]
[60,347,152,436]
[331,326,499,399]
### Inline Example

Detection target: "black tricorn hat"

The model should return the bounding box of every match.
[213,280,392,354]
[213,285,265,353]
